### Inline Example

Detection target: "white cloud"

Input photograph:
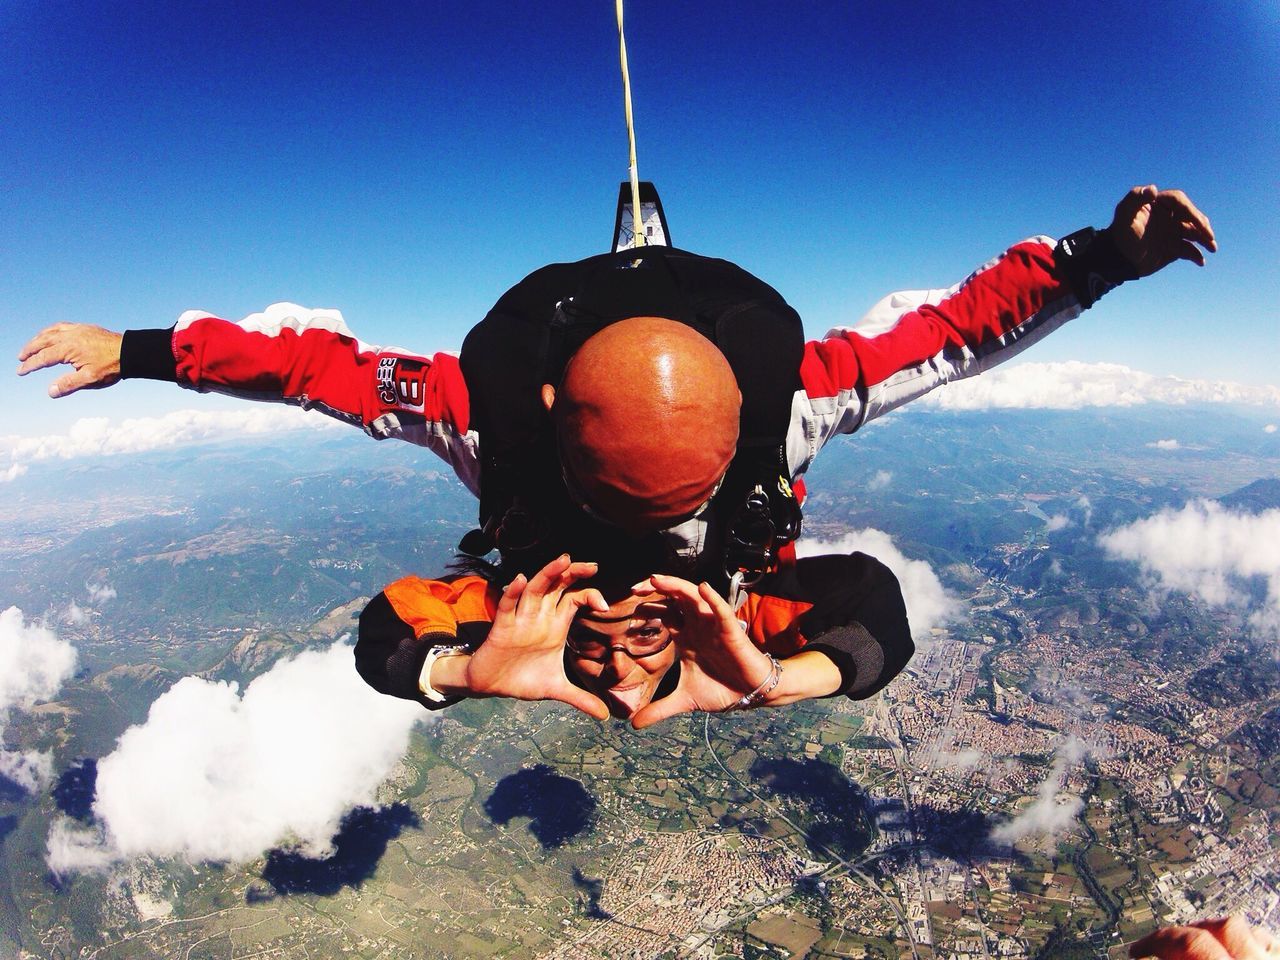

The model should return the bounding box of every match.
[796,529,960,636]
[919,361,1280,411]
[0,607,78,715]
[0,751,54,792]
[47,641,423,874]
[0,407,341,475]
[1,463,27,483]
[87,584,117,604]
[922,746,985,774]
[867,470,892,491]
[1030,666,1099,721]
[46,819,118,874]
[990,737,1089,845]
[1266,424,1278,434]
[63,602,89,626]
[1099,501,1280,639]
[0,607,78,792]
[1076,496,1093,527]
[1147,439,1180,450]
[1044,514,1069,532]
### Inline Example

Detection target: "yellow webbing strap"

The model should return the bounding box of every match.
[616,0,644,246]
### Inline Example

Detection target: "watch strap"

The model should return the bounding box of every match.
[418,644,470,703]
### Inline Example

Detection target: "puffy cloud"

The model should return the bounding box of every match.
[1147,439,1180,450]
[0,750,54,793]
[1030,665,1099,721]
[46,819,118,874]
[1267,424,1278,434]
[47,641,422,874]
[0,607,78,792]
[1,463,27,484]
[60,585,119,628]
[912,724,987,776]
[919,361,1280,411]
[936,748,984,771]
[0,607,78,714]
[920,745,985,775]
[1099,501,1280,639]
[1076,496,1093,527]
[867,470,892,491]
[796,529,960,636]
[990,738,1089,845]
[0,407,341,475]
[1044,514,1069,532]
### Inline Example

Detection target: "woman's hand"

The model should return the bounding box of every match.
[628,575,846,729]
[432,554,611,720]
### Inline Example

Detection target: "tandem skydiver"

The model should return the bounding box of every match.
[18,184,1216,719]
[355,545,912,729]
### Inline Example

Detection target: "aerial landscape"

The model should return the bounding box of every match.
[1,400,1276,959]
[3,6,1277,958]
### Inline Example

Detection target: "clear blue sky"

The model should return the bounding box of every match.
[3,0,1277,434]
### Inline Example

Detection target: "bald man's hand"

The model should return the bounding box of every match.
[1130,916,1277,960]
[1107,185,1216,278]
[18,323,123,398]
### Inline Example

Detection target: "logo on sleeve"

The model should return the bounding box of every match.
[377,357,427,410]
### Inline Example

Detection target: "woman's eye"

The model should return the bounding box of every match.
[637,625,663,637]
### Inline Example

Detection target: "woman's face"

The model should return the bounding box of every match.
[566,591,677,720]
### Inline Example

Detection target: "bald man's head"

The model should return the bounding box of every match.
[542,317,742,533]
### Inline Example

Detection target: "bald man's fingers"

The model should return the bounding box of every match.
[1172,238,1206,268]
[1114,184,1158,229]
[17,324,73,364]
[49,368,111,399]
[17,323,123,396]
[1156,190,1216,250]
[16,343,70,376]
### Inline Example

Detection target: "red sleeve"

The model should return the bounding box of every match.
[163,303,481,491]
[793,238,1082,451]
[828,239,1067,385]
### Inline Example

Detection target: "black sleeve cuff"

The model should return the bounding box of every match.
[355,593,457,711]
[119,327,179,382]
[1054,227,1141,308]
[803,635,861,698]
[788,552,914,700]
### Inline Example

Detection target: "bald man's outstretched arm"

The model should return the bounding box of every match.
[19,305,482,493]
[786,186,1213,477]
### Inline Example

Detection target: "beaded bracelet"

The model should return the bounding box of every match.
[733,654,782,710]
